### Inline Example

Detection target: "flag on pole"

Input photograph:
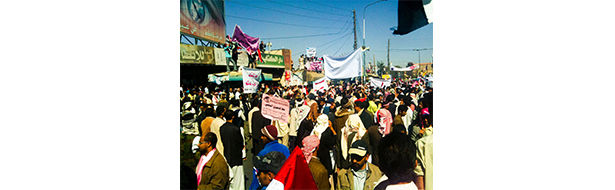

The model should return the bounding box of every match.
[266,146,318,190]
[393,0,433,35]
[231,25,260,54]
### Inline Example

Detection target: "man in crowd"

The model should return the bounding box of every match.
[249,125,290,190]
[196,132,229,190]
[354,98,374,131]
[210,106,226,157]
[249,98,270,155]
[302,135,330,190]
[375,131,419,190]
[253,151,287,190]
[393,105,409,134]
[336,140,383,190]
[220,110,245,190]
[289,94,310,151]
[414,109,433,190]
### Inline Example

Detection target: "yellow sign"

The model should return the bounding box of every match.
[180,44,214,64]
[382,74,391,80]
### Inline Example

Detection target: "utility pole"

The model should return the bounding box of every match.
[353,10,357,50]
[387,39,390,74]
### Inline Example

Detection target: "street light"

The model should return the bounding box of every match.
[362,0,387,82]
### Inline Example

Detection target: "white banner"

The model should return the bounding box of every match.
[312,77,328,91]
[242,68,261,93]
[323,49,363,79]
[370,78,391,88]
[391,65,419,72]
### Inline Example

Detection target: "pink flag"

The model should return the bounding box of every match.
[231,25,260,54]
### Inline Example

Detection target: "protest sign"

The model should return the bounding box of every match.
[370,78,391,88]
[261,94,290,123]
[313,77,328,91]
[242,68,261,93]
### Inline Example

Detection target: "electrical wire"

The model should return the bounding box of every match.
[226,15,335,29]
[261,32,345,40]
[307,0,351,12]
[265,0,350,17]
[227,0,347,23]
[261,17,352,40]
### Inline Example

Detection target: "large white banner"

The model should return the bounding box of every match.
[323,49,363,79]
[312,77,328,91]
[242,68,261,93]
[370,78,391,88]
[391,65,419,72]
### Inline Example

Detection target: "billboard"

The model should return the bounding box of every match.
[258,53,285,68]
[180,44,214,64]
[180,0,226,44]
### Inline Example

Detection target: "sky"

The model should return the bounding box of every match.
[182,0,432,68]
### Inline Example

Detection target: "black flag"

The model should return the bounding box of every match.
[393,0,430,35]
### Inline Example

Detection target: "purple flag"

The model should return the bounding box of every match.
[231,25,260,55]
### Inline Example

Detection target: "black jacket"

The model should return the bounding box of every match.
[220,122,244,167]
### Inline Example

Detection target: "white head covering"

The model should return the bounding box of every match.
[341,114,366,159]
[311,114,329,138]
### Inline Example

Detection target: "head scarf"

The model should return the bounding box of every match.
[294,104,310,126]
[301,135,320,163]
[311,114,329,138]
[376,109,393,136]
[341,114,366,159]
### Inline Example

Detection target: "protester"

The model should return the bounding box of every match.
[301,135,330,190]
[249,125,290,190]
[333,97,354,135]
[336,140,384,190]
[338,114,367,169]
[295,103,318,148]
[354,98,374,130]
[210,106,226,156]
[199,107,216,136]
[288,94,310,151]
[366,108,393,166]
[196,132,229,190]
[220,110,245,190]
[249,98,271,155]
[393,105,409,134]
[253,151,287,190]
[374,131,419,190]
[414,108,433,190]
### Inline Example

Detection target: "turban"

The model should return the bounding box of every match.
[376,109,393,136]
[301,135,320,163]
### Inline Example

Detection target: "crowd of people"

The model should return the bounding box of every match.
[179,77,433,190]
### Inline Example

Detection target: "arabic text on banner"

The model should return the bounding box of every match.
[313,77,328,91]
[261,94,290,123]
[370,78,391,88]
[242,68,261,93]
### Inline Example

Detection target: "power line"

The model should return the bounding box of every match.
[333,34,352,56]
[261,17,352,40]
[226,15,335,29]
[261,32,346,40]
[265,0,349,17]
[226,0,347,23]
[316,31,353,48]
[307,0,351,12]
